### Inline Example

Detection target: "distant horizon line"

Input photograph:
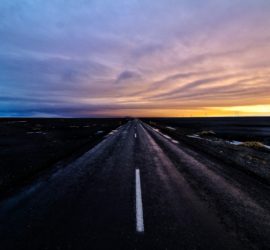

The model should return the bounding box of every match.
[1,115,270,119]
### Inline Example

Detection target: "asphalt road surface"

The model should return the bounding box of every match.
[1,120,270,250]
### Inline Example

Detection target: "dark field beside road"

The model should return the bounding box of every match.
[142,117,270,144]
[0,118,126,195]
[142,117,270,184]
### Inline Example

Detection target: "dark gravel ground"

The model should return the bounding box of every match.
[0,118,127,196]
[141,117,270,183]
[142,117,270,144]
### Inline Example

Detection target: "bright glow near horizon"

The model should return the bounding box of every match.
[1,0,270,117]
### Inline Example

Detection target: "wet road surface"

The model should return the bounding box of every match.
[0,120,270,249]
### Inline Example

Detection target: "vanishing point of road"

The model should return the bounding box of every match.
[1,120,270,249]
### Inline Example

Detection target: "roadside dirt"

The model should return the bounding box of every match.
[143,119,270,184]
[0,118,126,196]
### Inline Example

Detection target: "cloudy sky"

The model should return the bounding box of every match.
[1,0,270,117]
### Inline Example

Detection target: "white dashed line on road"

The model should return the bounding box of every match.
[135,169,144,233]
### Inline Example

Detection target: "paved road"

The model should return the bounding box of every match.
[1,120,270,249]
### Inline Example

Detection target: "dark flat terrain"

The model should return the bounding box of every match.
[0,118,125,195]
[142,117,270,144]
[0,119,270,249]
[142,117,270,184]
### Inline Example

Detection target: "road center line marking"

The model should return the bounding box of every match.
[134,133,137,138]
[135,169,144,233]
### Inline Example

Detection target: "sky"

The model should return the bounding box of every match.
[1,0,270,117]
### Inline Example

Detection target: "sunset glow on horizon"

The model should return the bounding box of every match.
[1,0,270,117]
